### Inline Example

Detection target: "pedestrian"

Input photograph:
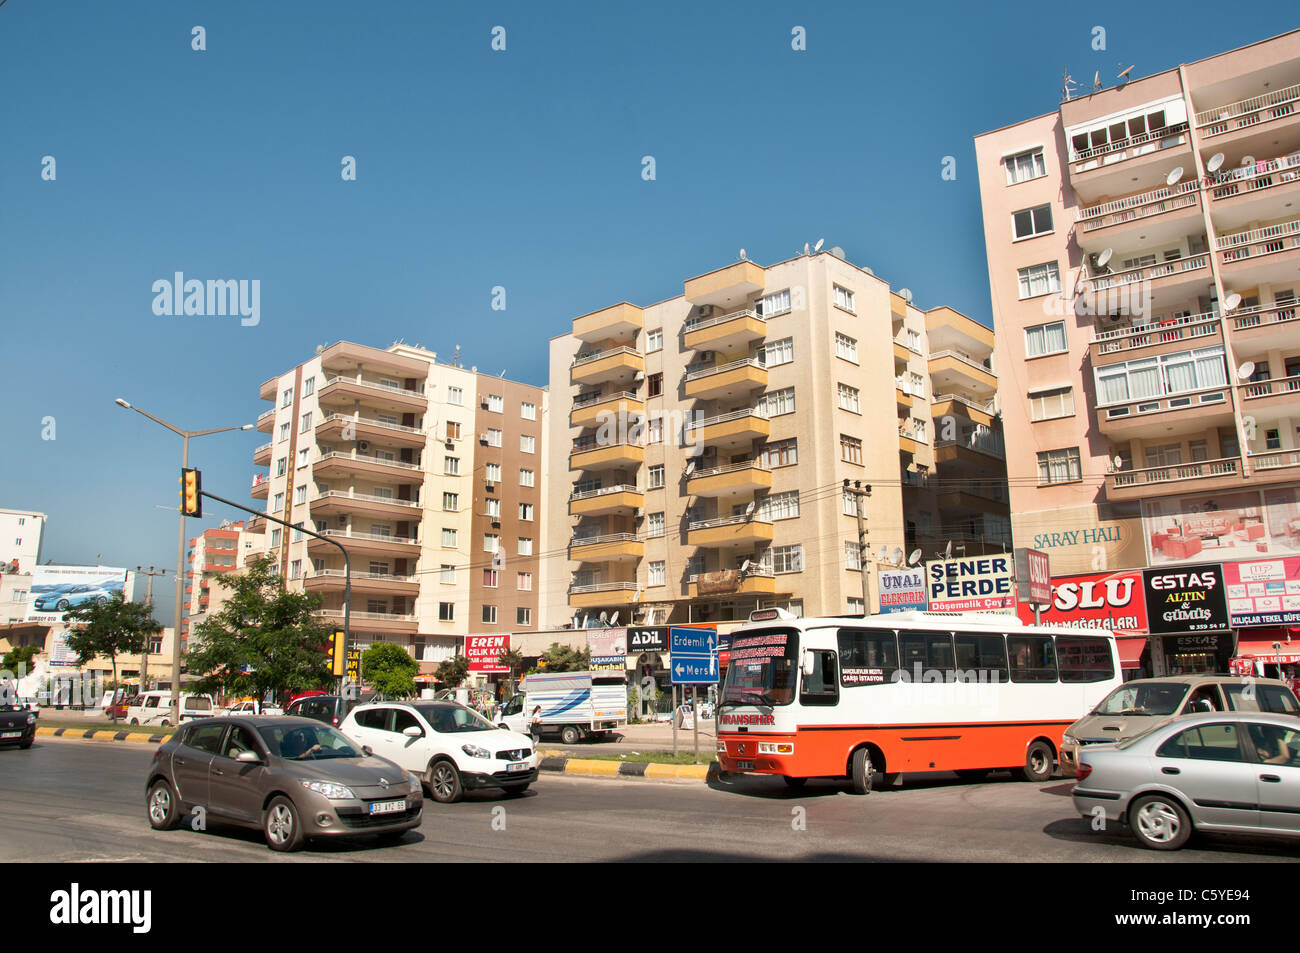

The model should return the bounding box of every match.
[530,705,543,744]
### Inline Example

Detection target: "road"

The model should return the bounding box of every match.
[3,738,1298,863]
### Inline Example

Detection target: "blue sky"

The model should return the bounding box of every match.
[1,1,1295,608]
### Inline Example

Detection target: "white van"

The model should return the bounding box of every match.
[127,692,215,727]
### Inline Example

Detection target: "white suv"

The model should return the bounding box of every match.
[340,701,538,803]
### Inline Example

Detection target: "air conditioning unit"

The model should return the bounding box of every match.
[698,305,715,318]
[485,482,495,492]
[444,440,455,450]
[479,433,490,443]
[358,441,369,452]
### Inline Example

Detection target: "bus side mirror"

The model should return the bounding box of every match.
[802,653,816,677]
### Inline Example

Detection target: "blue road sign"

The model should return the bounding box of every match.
[670,626,718,684]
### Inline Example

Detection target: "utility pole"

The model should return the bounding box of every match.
[135,566,169,690]
[844,480,872,614]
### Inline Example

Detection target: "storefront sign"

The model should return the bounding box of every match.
[1222,556,1300,627]
[1015,504,1146,574]
[925,555,1015,612]
[1142,563,1229,634]
[590,654,626,672]
[627,627,667,652]
[1015,569,1147,631]
[1014,548,1052,606]
[587,627,627,660]
[1142,486,1300,567]
[465,634,511,673]
[877,568,926,614]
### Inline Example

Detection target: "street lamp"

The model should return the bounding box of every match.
[115,398,252,725]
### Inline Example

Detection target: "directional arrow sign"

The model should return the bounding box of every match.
[670,626,719,685]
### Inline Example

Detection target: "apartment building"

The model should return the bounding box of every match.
[250,342,545,676]
[974,28,1300,579]
[540,249,1008,628]
[181,521,263,648]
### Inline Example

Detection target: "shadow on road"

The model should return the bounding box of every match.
[709,769,1056,799]
[1040,815,1300,859]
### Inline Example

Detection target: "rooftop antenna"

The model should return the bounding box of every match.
[804,242,811,256]
[1062,69,1076,101]
[451,345,462,368]
[739,248,747,260]
[1092,70,1102,92]
[1116,64,1135,85]
[814,238,825,253]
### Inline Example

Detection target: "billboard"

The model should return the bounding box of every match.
[1014,503,1146,574]
[1142,563,1230,634]
[27,566,128,624]
[465,634,511,673]
[877,568,926,614]
[1014,570,1147,632]
[587,627,627,672]
[925,554,1015,612]
[1013,548,1051,605]
[1222,556,1300,628]
[1142,486,1300,566]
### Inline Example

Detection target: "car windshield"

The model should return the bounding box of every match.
[257,723,360,760]
[722,627,799,707]
[414,704,495,733]
[1092,682,1188,717]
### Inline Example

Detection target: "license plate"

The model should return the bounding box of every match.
[0,731,21,739]
[506,761,529,773]
[368,799,405,815]
[736,760,755,771]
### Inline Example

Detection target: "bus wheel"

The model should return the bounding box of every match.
[849,748,878,795]
[783,776,807,789]
[1012,741,1055,782]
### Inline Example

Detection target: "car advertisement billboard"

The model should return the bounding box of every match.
[27,565,128,623]
[925,555,1015,612]
[1014,569,1147,632]
[877,568,926,614]
[1222,555,1300,628]
[1142,563,1230,634]
[465,634,511,673]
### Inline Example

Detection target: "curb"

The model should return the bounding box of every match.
[538,752,719,782]
[35,726,169,745]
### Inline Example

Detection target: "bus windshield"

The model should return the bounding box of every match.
[723,627,799,707]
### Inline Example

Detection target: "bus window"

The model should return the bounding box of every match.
[723,628,799,706]
[954,633,1008,682]
[800,651,839,707]
[898,631,954,679]
[1007,636,1057,682]
[1056,635,1114,683]
[837,628,898,686]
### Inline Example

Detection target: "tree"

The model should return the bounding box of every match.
[63,593,162,722]
[497,646,524,697]
[434,654,470,688]
[536,642,590,673]
[1,644,41,679]
[185,556,332,703]
[362,642,419,698]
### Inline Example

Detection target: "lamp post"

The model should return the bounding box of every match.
[115,399,252,725]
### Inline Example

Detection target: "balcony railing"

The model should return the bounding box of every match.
[684,357,765,382]
[570,533,642,547]
[251,473,268,489]
[1231,302,1299,332]
[683,308,764,334]
[1217,218,1300,262]
[689,460,770,480]
[318,413,425,436]
[1092,310,1220,351]
[570,484,640,502]
[1209,150,1300,200]
[1239,375,1300,400]
[314,490,420,508]
[256,409,275,426]
[571,435,642,453]
[572,345,640,368]
[314,608,417,623]
[687,515,771,532]
[687,408,768,431]
[1195,82,1300,137]
[931,393,997,414]
[318,451,423,472]
[1070,122,1189,164]
[1075,179,1200,231]
[1089,254,1209,291]
[935,433,1005,459]
[568,581,639,596]
[1111,457,1241,489]
[318,529,419,545]
[686,568,775,583]
[929,349,995,378]
[573,389,639,409]
[253,441,272,456]
[308,569,417,583]
[321,373,425,399]
[1252,449,1300,471]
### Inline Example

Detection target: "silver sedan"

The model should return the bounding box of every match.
[1073,711,1300,850]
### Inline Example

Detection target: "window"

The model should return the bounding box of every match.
[800,650,839,706]
[648,373,664,398]
[278,422,290,442]
[760,439,798,468]
[520,435,535,454]
[841,435,863,465]
[445,456,460,475]
[303,377,314,396]
[838,383,861,413]
[646,417,663,445]
[276,457,287,477]
[1004,148,1046,185]
[759,337,794,367]
[482,605,498,624]
[1056,636,1114,683]
[300,412,312,433]
[845,541,862,570]
[1025,321,1067,357]
[289,559,301,579]
[649,561,665,587]
[833,284,855,313]
[835,332,858,363]
[648,513,665,538]
[447,386,463,405]
[483,569,498,588]
[486,429,503,447]
[758,289,791,317]
[484,534,499,553]
[1017,262,1061,299]
[446,421,461,440]
[297,448,310,468]
[521,401,536,420]
[519,468,534,487]
[847,598,865,614]
[899,631,955,678]
[1225,683,1300,714]
[486,394,503,413]
[648,464,665,489]
[486,463,501,483]
[439,602,455,622]
[1094,346,1227,405]
[517,572,532,591]
[757,387,795,417]
[281,388,293,407]
[516,607,532,626]
[646,329,663,353]
[443,492,458,512]
[1007,636,1057,682]
[773,545,803,574]
[837,628,899,685]
[1012,204,1053,240]
[517,537,533,555]
[843,489,858,517]
[760,490,799,521]
[270,528,282,548]
[954,634,1008,681]
[294,484,307,504]
[441,528,458,548]
[440,564,456,584]
[273,492,284,511]
[1029,386,1074,421]
[1037,448,1081,484]
[519,503,534,521]
[485,498,501,518]
[1157,723,1247,762]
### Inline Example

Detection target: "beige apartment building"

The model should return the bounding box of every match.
[974,28,1300,577]
[249,342,545,677]
[540,249,1008,628]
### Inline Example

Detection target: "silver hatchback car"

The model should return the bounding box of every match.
[1073,711,1300,850]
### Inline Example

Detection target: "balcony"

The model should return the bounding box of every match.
[569,533,644,563]
[683,260,766,307]
[687,570,777,599]
[307,530,420,558]
[1217,219,1300,285]
[687,408,770,449]
[315,414,427,449]
[931,393,997,429]
[686,461,772,498]
[935,431,1006,465]
[1090,311,1222,364]
[928,349,996,397]
[572,302,643,344]
[1084,253,1211,308]
[310,490,422,520]
[251,474,270,499]
[1068,122,1192,194]
[683,308,767,351]
[683,357,767,400]
[1105,457,1243,501]
[686,515,774,548]
[1096,387,1234,440]
[1250,448,1300,482]
[256,408,275,433]
[568,581,640,609]
[1237,375,1300,417]
[895,379,914,412]
[1074,180,1201,252]
[570,436,645,471]
[936,488,1010,515]
[318,373,428,413]
[313,450,424,479]
[1208,151,1300,230]
[569,485,643,518]
[570,346,644,388]
[570,390,643,429]
[893,341,911,367]
[259,376,278,402]
[898,430,924,457]
[1194,82,1300,142]
[314,608,418,635]
[253,442,273,466]
[304,568,420,596]
[1229,302,1300,354]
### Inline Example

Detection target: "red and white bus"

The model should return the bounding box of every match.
[716,608,1122,791]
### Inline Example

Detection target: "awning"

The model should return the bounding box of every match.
[1114,633,1148,670]
[1235,629,1300,665]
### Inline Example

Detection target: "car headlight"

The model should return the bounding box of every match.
[26,714,36,725]
[408,773,422,793]
[461,744,491,760]
[300,780,355,800]
[1062,734,1078,747]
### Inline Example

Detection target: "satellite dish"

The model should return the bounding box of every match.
[1223,292,1242,312]
[608,612,619,627]
[1207,153,1225,173]
[598,611,609,624]
[744,501,755,517]
[1237,361,1256,381]
[1096,248,1113,269]
[739,248,746,260]
[944,540,954,559]
[740,559,752,573]
[892,547,904,566]
[1113,455,1123,469]
[907,549,922,566]
[814,238,825,252]
[1166,167,1184,186]
[877,545,890,562]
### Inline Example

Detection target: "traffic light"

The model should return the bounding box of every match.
[326,630,346,678]
[180,468,202,518]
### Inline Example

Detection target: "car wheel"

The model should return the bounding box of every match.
[1012,741,1055,782]
[1129,794,1191,850]
[147,778,180,830]
[56,600,69,611]
[849,747,877,795]
[783,776,807,789]
[264,796,305,852]
[426,760,463,804]
[560,725,581,745]
[129,718,139,726]
[956,768,991,781]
